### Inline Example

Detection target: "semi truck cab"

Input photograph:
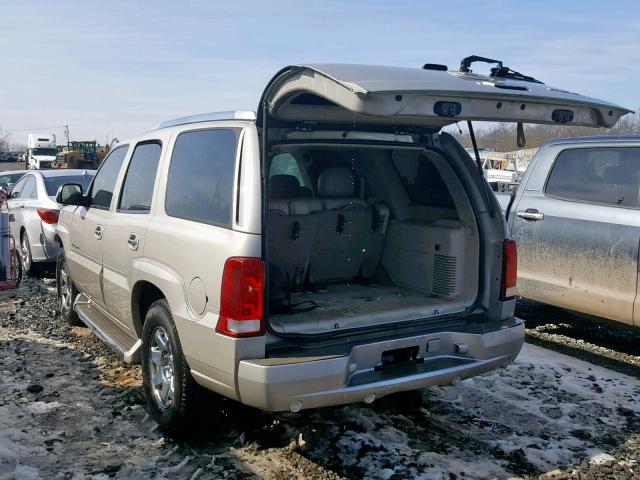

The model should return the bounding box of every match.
[26,134,57,170]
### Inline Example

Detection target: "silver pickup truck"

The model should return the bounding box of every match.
[506,135,640,328]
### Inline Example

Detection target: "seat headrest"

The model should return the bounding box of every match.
[318,167,355,197]
[269,175,301,198]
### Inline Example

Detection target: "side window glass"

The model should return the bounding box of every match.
[90,145,129,209]
[269,153,307,188]
[9,177,27,199]
[118,142,162,212]
[392,151,455,207]
[165,128,238,227]
[546,147,640,208]
[22,177,36,199]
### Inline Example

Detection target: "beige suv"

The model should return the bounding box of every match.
[55,59,630,434]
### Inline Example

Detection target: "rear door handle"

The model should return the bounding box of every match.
[127,233,139,251]
[94,225,104,240]
[516,209,544,221]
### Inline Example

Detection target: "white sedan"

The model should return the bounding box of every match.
[7,169,94,274]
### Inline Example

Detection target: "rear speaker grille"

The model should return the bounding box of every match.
[432,254,457,297]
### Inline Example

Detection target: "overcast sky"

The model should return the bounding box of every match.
[1,0,639,146]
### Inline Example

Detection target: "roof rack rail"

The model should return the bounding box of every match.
[156,110,256,129]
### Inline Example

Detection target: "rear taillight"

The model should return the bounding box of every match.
[500,239,517,301]
[37,209,60,224]
[216,257,265,337]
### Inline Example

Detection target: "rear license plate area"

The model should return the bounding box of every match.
[375,346,423,371]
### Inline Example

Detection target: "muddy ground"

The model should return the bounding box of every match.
[0,273,639,480]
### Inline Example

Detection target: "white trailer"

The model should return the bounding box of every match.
[26,134,57,170]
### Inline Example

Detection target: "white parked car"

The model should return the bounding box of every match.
[8,169,94,274]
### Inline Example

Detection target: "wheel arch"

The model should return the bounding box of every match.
[131,260,185,339]
[131,280,167,338]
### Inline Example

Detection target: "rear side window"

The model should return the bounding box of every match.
[392,151,455,207]
[269,153,308,188]
[119,142,162,212]
[91,145,129,209]
[546,147,640,208]
[165,129,238,227]
[21,176,37,199]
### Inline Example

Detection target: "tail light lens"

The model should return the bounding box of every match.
[500,239,518,301]
[216,257,265,337]
[37,209,60,224]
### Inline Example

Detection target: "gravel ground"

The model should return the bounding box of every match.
[0,274,639,479]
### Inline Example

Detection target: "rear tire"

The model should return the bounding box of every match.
[56,252,82,326]
[20,232,38,276]
[141,299,196,436]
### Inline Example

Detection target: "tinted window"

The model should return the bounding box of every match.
[119,142,162,212]
[165,129,238,227]
[546,147,640,208]
[21,177,37,199]
[32,148,57,156]
[90,145,128,209]
[44,173,95,196]
[392,151,455,207]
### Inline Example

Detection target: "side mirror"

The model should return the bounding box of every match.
[57,183,87,206]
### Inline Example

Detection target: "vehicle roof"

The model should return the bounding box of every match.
[31,169,96,177]
[0,170,29,175]
[543,134,640,146]
[155,111,256,130]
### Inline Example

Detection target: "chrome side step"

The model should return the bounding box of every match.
[74,294,141,364]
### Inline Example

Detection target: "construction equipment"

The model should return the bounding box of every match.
[53,140,100,169]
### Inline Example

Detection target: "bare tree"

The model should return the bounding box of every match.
[0,128,9,153]
[455,111,640,151]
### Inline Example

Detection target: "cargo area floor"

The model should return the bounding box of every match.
[269,283,449,334]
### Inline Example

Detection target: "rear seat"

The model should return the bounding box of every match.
[308,167,388,283]
[267,175,321,287]
[268,170,390,289]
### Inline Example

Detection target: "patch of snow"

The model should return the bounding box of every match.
[588,451,616,465]
[25,401,61,414]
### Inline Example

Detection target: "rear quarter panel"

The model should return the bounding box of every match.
[140,121,264,399]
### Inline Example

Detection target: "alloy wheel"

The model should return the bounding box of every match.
[148,327,175,410]
[21,235,30,273]
[59,261,72,314]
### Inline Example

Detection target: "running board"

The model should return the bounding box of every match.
[74,294,142,364]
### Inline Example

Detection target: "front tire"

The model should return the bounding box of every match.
[141,299,196,436]
[56,252,81,326]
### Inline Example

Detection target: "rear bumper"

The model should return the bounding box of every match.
[30,222,60,263]
[237,317,525,411]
